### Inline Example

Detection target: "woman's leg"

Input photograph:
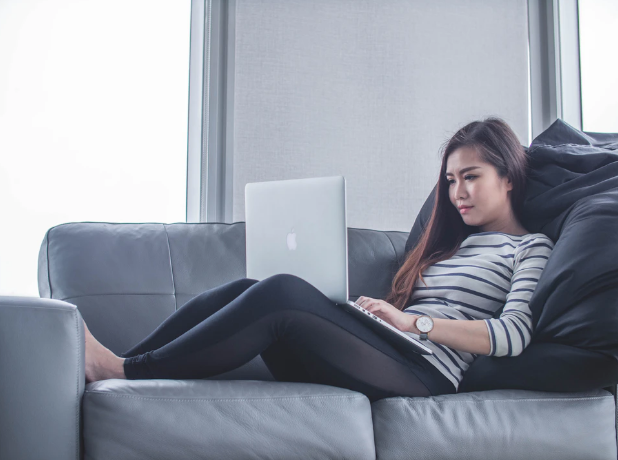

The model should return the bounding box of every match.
[119,278,260,358]
[257,312,436,402]
[123,273,454,402]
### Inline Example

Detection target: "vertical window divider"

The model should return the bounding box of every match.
[528,0,582,140]
[187,0,235,224]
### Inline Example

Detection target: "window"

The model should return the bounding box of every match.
[0,0,192,296]
[578,0,618,133]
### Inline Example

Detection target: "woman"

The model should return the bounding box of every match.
[84,117,554,402]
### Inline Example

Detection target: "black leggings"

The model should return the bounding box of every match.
[120,274,456,402]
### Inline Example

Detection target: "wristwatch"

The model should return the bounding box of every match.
[415,315,434,341]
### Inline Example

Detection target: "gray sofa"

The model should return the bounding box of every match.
[2,221,617,460]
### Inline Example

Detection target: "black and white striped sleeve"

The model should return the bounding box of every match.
[483,235,554,357]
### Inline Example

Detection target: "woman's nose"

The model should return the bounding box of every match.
[454,180,466,199]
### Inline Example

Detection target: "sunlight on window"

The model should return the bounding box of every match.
[0,0,191,296]
[578,0,618,133]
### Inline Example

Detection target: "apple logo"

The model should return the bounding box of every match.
[286,227,297,250]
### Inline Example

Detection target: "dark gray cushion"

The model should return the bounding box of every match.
[372,388,617,460]
[83,379,375,460]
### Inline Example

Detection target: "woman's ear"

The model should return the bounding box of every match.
[505,176,513,192]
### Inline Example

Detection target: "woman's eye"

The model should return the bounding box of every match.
[447,175,475,185]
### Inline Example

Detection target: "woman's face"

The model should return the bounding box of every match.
[445,146,514,231]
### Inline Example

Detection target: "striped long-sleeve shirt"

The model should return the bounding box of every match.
[402,231,555,390]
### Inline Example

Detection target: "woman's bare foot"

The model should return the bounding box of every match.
[84,320,127,383]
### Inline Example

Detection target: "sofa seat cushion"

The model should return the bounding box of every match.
[83,378,375,460]
[371,388,616,460]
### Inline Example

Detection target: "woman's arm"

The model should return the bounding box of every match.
[407,315,492,356]
[357,296,493,355]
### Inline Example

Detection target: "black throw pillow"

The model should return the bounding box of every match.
[458,342,618,393]
[404,182,436,256]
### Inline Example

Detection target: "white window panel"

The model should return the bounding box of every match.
[0,0,192,296]
[578,0,618,133]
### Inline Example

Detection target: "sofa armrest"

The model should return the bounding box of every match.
[0,296,84,460]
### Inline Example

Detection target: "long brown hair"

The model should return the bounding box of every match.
[385,117,529,311]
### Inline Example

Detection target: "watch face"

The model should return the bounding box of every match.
[417,316,434,333]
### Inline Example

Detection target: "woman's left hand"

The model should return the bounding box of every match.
[356,296,417,333]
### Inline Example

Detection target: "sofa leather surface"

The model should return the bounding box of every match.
[38,223,178,356]
[372,388,617,460]
[0,297,84,460]
[83,378,376,460]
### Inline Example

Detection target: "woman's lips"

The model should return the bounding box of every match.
[460,206,473,214]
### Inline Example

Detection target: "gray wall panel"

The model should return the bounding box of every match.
[233,0,529,232]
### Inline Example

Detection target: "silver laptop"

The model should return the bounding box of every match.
[245,175,432,355]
